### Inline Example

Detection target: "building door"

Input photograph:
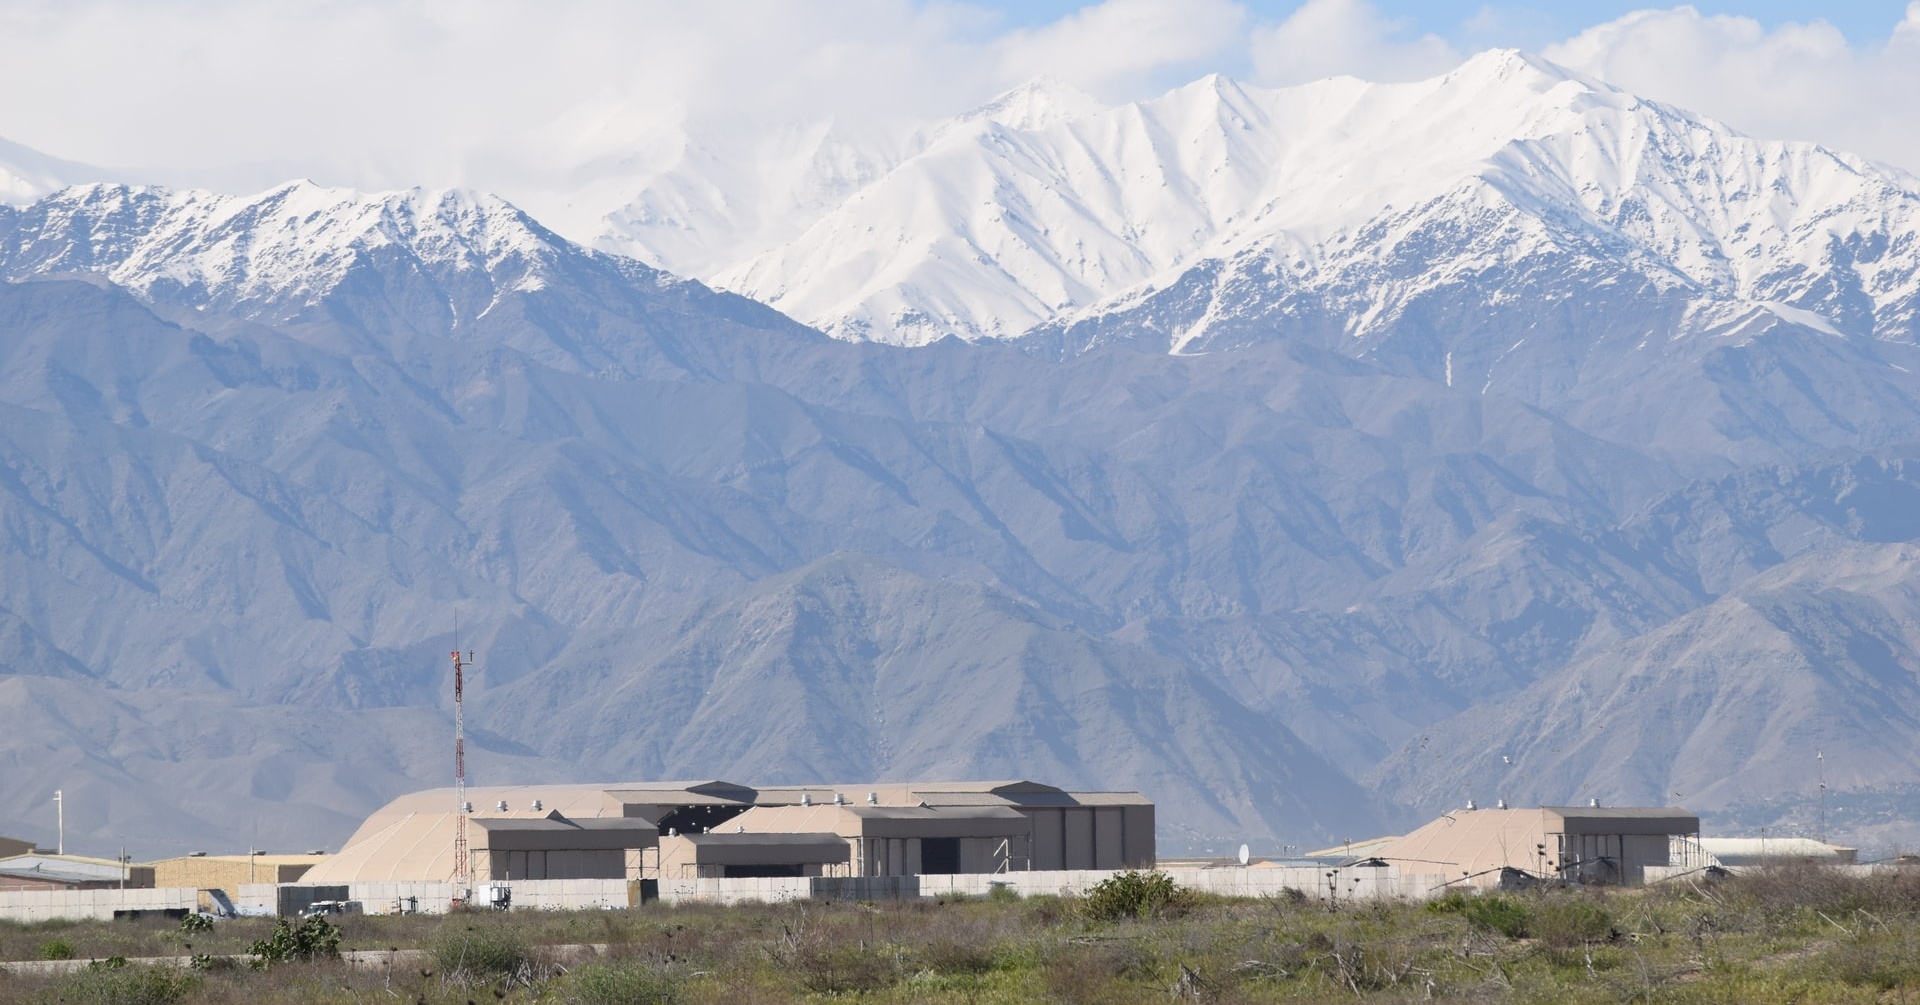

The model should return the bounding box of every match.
[921,838,961,875]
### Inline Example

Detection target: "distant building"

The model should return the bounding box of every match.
[303,779,1154,885]
[1370,804,1700,887]
[0,854,153,892]
[145,853,329,893]
[1675,836,1858,868]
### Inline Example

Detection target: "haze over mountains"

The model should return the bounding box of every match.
[1,50,1918,857]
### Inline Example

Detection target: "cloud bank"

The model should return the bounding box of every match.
[0,0,1914,215]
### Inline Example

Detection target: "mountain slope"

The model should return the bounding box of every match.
[2,51,1920,857]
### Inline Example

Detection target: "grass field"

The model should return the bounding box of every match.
[3,865,1919,1003]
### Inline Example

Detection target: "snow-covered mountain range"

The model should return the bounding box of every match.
[599,50,1920,354]
[2,51,1920,856]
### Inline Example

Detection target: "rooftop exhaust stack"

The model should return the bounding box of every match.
[1466,799,1476,810]
[867,792,878,804]
[1589,798,1600,808]
[496,801,508,812]
[833,792,844,805]
[1496,799,1507,809]
[800,793,812,807]
[531,799,543,812]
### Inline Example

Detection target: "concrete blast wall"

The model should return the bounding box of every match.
[0,887,198,922]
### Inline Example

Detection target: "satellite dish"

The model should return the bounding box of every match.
[1236,843,1251,866]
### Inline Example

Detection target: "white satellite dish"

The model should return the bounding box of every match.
[1236,843,1251,866]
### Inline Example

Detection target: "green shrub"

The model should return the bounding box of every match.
[37,936,76,960]
[176,913,213,935]
[1424,889,1529,936]
[429,920,533,978]
[1531,896,1611,948]
[246,915,341,967]
[564,959,679,1005]
[1453,893,1530,938]
[1080,870,1185,922]
[55,964,197,1005]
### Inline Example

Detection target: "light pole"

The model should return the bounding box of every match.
[54,790,63,856]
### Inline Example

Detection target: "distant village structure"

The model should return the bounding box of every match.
[0,793,1880,921]
[305,779,1156,886]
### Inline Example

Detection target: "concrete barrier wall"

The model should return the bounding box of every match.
[657,875,812,905]
[0,886,198,922]
[490,879,630,911]
[345,882,459,914]
[916,867,1447,903]
[230,865,1459,918]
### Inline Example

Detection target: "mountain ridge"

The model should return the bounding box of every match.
[1,52,1919,857]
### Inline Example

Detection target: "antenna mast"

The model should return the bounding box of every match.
[1816,749,1827,844]
[451,639,473,890]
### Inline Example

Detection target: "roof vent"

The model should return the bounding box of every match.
[307,850,325,856]
[188,851,206,857]
[801,793,812,807]
[461,801,473,813]
[736,825,745,833]
[668,828,677,837]
[1496,799,1507,809]
[867,792,878,805]
[1465,799,1476,811]
[833,792,845,805]
[1589,798,1600,808]
[531,799,543,812]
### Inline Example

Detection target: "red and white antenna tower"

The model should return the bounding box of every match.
[451,643,473,889]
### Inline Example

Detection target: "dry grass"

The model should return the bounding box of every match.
[2,866,1918,1003]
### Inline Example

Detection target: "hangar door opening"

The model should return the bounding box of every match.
[920,838,962,875]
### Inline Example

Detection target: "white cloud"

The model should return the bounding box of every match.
[1247,0,1458,87]
[991,0,1246,98]
[1,0,1917,228]
[1544,3,1920,174]
[0,0,1245,198]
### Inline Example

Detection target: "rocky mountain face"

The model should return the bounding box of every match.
[1,51,1919,857]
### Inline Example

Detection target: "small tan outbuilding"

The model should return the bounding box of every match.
[1373,805,1699,887]
[147,854,328,892]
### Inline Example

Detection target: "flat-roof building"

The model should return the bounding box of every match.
[1372,805,1699,888]
[145,854,330,893]
[303,779,1154,886]
[0,854,153,892]
[1678,837,1858,868]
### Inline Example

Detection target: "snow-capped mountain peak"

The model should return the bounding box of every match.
[628,50,1920,349]
[961,76,1107,131]
[0,179,575,325]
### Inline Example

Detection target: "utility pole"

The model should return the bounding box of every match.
[54,790,63,856]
